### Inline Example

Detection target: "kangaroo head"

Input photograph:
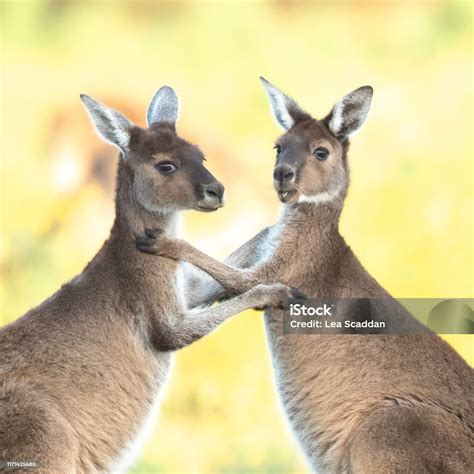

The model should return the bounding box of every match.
[260,77,372,206]
[80,87,224,215]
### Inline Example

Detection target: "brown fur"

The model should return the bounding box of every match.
[0,92,301,473]
[142,81,474,473]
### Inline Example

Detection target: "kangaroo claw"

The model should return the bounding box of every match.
[144,228,162,239]
[290,287,307,300]
[135,236,158,254]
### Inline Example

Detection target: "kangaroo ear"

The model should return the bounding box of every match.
[326,86,373,139]
[80,94,134,157]
[147,86,180,128]
[260,77,311,130]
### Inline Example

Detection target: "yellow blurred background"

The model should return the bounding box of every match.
[1,1,472,473]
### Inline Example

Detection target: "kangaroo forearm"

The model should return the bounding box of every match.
[156,285,284,351]
[183,227,272,309]
[183,227,276,296]
[186,280,227,309]
[182,264,226,309]
[135,229,273,308]
[174,243,260,295]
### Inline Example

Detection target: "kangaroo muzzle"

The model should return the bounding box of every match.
[273,164,298,203]
[273,164,296,188]
[197,181,225,212]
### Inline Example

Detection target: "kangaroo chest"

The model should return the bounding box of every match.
[107,353,173,473]
[259,219,349,471]
[264,309,359,473]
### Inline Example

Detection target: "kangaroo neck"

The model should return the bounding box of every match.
[262,199,347,288]
[276,201,343,255]
[86,161,178,285]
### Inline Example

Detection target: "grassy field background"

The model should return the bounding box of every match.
[1,1,472,473]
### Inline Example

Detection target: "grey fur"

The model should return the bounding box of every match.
[260,77,309,130]
[80,94,134,156]
[147,86,180,127]
[328,86,373,138]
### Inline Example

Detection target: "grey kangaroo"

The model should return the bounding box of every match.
[137,79,474,473]
[0,87,304,473]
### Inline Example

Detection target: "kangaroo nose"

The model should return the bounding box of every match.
[204,182,225,201]
[273,165,295,183]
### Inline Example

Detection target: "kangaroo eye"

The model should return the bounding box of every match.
[155,162,177,175]
[314,147,329,161]
[274,144,282,155]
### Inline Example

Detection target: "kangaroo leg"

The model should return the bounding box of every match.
[348,404,474,474]
[154,283,304,351]
[0,381,79,474]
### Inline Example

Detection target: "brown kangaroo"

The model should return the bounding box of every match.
[0,87,304,473]
[137,79,474,473]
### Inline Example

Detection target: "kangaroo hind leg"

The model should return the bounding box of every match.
[348,403,473,474]
[0,381,78,474]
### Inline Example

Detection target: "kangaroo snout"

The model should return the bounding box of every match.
[273,164,295,187]
[198,181,225,211]
[273,164,298,203]
[204,181,225,201]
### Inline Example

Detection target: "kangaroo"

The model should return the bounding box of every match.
[0,87,304,474]
[137,79,474,473]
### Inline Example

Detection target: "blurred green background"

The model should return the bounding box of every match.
[1,1,472,473]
